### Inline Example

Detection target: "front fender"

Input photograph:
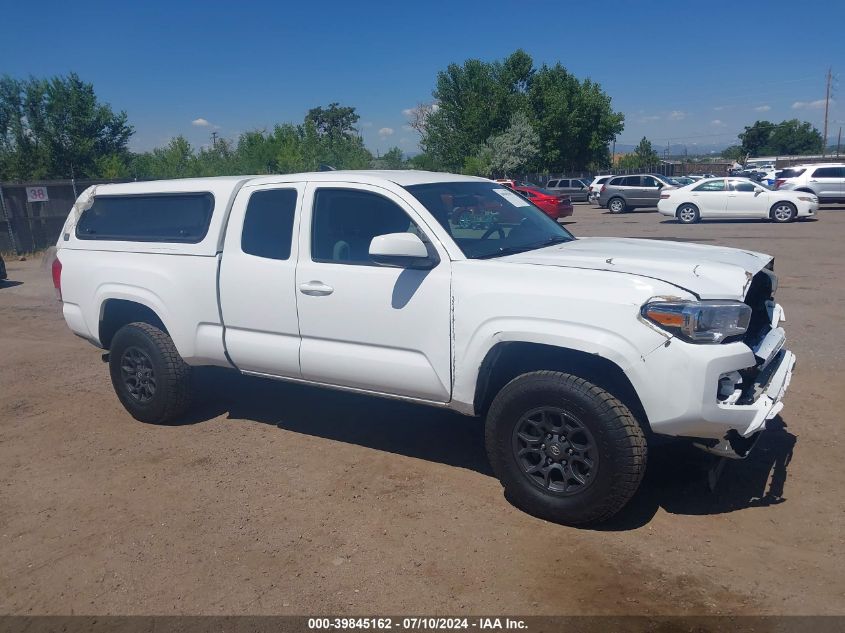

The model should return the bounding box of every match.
[451,317,666,415]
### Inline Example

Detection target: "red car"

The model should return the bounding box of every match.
[513,186,573,221]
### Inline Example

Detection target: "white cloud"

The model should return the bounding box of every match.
[403,103,439,117]
[711,119,726,127]
[668,110,686,121]
[792,99,829,110]
[378,127,395,138]
[754,105,771,112]
[192,118,212,127]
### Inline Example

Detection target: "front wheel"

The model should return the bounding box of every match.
[485,371,647,525]
[109,322,193,424]
[771,201,797,223]
[677,203,700,224]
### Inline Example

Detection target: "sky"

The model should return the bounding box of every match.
[2,0,843,156]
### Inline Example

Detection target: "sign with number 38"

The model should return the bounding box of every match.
[26,186,49,203]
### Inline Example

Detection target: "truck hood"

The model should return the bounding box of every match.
[501,237,772,299]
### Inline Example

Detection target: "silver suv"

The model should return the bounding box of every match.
[598,174,676,213]
[778,163,845,203]
[545,178,590,201]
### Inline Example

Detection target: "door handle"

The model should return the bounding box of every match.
[299,281,334,296]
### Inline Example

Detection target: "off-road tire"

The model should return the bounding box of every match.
[109,322,193,424]
[485,371,646,525]
[608,197,627,214]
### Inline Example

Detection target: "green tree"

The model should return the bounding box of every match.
[421,51,622,172]
[528,66,623,171]
[739,121,776,156]
[633,137,660,167]
[486,111,539,176]
[0,73,133,180]
[422,50,532,170]
[408,152,442,171]
[721,145,745,162]
[767,119,824,155]
[739,119,823,156]
[380,147,406,169]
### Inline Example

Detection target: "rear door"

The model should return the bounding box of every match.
[689,179,728,217]
[219,182,305,376]
[640,176,664,207]
[622,176,644,205]
[808,166,845,200]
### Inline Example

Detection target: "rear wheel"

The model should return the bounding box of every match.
[677,203,700,224]
[109,322,193,424]
[485,371,647,525]
[608,197,626,214]
[770,201,797,223]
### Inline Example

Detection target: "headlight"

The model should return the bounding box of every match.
[641,300,752,343]
[797,195,817,203]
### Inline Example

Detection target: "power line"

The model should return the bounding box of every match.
[823,67,832,156]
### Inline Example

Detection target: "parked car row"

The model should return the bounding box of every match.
[657,177,818,223]
[775,163,845,204]
[596,174,678,213]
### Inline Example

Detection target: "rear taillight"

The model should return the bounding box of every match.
[774,179,785,189]
[51,257,62,301]
[600,184,607,193]
[660,193,671,199]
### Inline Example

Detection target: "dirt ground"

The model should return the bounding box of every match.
[1,203,844,616]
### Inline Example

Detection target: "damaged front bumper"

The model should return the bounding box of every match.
[636,300,796,458]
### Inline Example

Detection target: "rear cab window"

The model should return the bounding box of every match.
[76,193,214,243]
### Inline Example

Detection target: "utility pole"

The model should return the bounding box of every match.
[822,67,832,156]
[211,131,219,148]
[837,127,842,158]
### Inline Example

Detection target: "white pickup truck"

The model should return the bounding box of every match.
[54,170,795,524]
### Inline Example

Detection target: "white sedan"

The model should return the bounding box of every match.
[657,177,819,224]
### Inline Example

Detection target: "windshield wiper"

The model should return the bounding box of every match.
[474,236,571,259]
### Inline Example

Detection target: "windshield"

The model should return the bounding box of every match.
[404,181,574,259]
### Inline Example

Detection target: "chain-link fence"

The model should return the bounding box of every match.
[0,179,129,253]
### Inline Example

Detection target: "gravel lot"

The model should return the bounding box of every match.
[1,203,844,616]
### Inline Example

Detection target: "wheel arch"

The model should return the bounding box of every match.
[472,341,652,434]
[99,298,170,350]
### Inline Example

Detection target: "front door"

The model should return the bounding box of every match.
[726,179,769,218]
[219,182,305,377]
[295,182,452,402]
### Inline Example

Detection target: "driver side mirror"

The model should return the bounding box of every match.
[754,186,765,194]
[369,233,437,270]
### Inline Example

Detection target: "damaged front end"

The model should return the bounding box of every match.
[694,266,796,459]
